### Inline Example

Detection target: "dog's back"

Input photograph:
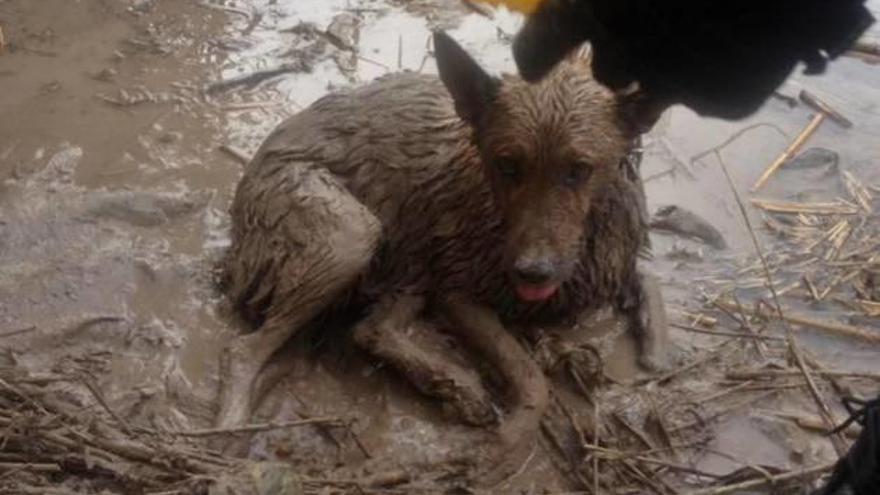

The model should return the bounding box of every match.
[228,41,652,327]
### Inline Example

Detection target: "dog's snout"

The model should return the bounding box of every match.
[514,258,556,285]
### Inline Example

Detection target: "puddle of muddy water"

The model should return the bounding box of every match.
[1,0,879,492]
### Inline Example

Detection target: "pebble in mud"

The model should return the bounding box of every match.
[158,131,183,144]
[91,67,118,82]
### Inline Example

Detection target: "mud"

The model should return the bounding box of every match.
[1,0,879,493]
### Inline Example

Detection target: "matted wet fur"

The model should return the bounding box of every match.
[219,31,669,457]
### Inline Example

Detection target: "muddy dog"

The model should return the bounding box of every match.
[219,31,669,447]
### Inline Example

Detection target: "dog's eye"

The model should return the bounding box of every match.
[496,158,521,180]
[563,162,592,187]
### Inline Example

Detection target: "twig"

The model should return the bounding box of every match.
[731,294,768,358]
[721,382,807,393]
[540,419,593,489]
[0,462,61,473]
[344,420,372,459]
[593,396,599,495]
[637,341,733,386]
[686,461,835,495]
[657,136,696,180]
[694,380,757,405]
[750,198,860,216]
[205,63,306,94]
[761,409,861,438]
[804,274,821,301]
[727,369,880,381]
[418,35,433,74]
[643,166,676,183]
[714,150,847,456]
[356,55,390,71]
[3,487,81,495]
[856,299,880,316]
[488,443,537,490]
[701,447,779,483]
[583,443,721,480]
[4,373,74,385]
[461,0,495,17]
[801,349,855,399]
[670,390,778,433]
[690,123,788,166]
[707,295,750,329]
[648,395,679,463]
[618,457,673,495]
[80,372,132,436]
[218,144,251,165]
[197,1,252,20]
[65,427,215,474]
[302,469,412,489]
[611,412,655,451]
[679,312,718,328]
[553,394,589,454]
[670,324,783,342]
[170,416,346,437]
[0,326,36,338]
[713,299,880,344]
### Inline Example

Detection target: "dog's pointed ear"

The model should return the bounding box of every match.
[615,85,670,137]
[433,31,499,126]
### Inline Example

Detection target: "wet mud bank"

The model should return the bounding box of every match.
[1,0,879,493]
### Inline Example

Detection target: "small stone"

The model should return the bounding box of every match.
[128,0,156,14]
[40,80,62,94]
[92,68,118,82]
[158,131,182,144]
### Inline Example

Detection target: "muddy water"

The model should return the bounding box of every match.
[1,0,879,491]
[0,0,235,434]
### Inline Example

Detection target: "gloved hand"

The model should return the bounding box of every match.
[508,0,874,119]
[814,395,880,495]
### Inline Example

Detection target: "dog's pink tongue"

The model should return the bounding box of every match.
[515,283,559,302]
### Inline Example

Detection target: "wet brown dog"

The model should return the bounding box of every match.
[219,32,668,448]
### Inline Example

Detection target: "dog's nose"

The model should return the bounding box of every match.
[514,258,556,285]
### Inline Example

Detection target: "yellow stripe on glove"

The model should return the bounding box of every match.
[475,0,542,15]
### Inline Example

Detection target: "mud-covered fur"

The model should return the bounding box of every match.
[220,32,667,432]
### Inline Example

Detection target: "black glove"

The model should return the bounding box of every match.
[513,0,875,119]
[813,395,880,495]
